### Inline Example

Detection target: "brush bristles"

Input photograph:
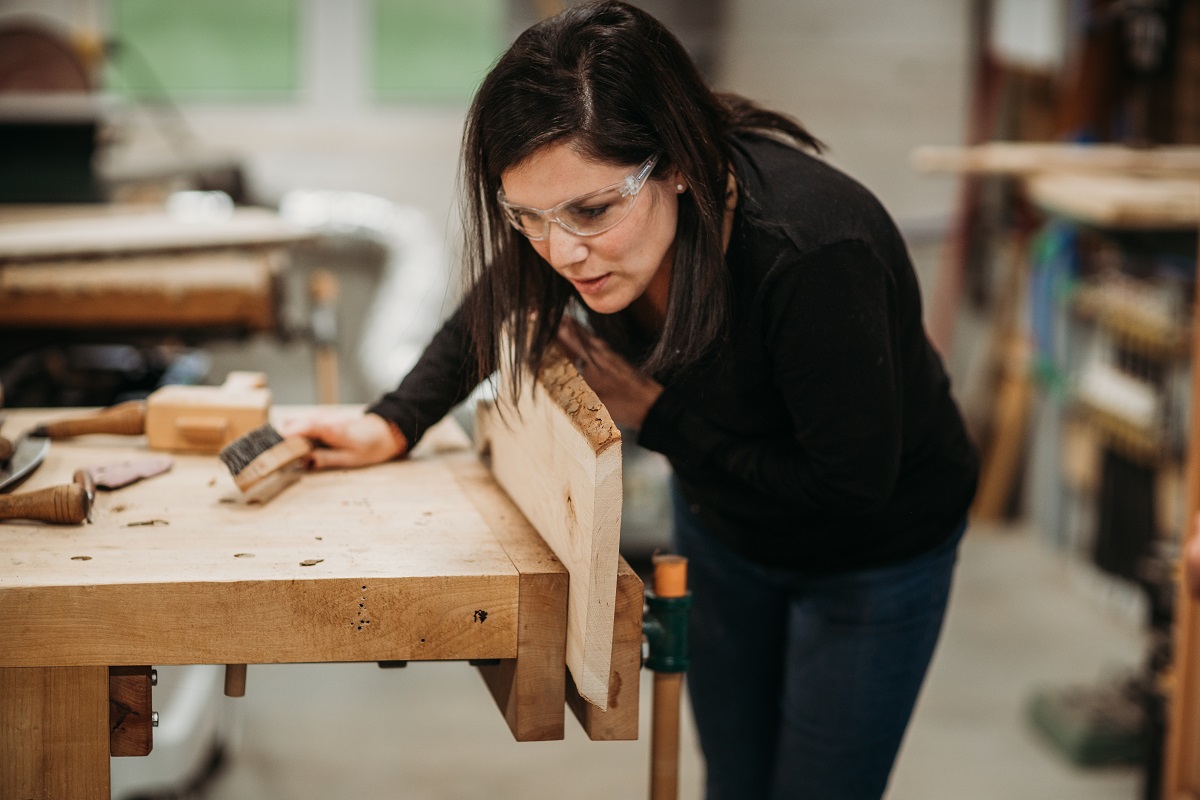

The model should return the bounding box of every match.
[219,424,284,476]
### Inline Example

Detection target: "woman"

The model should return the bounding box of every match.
[284,3,978,798]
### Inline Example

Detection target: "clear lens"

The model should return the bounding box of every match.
[558,187,636,236]
[498,154,659,241]
[503,206,547,238]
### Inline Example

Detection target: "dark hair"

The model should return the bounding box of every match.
[460,0,820,390]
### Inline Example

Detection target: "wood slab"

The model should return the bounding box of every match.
[0,249,279,330]
[476,349,623,710]
[0,206,312,261]
[1025,172,1200,230]
[912,142,1200,177]
[0,412,520,668]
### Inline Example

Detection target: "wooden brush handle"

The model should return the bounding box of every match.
[234,436,313,492]
[0,484,90,524]
[36,400,147,438]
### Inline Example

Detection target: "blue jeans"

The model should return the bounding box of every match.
[672,484,965,800]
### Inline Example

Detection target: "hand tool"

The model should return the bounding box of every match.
[30,371,271,454]
[218,423,313,503]
[0,433,50,493]
[87,456,174,490]
[0,482,91,524]
[0,436,12,464]
[0,411,11,463]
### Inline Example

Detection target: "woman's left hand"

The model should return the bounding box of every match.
[557,317,664,430]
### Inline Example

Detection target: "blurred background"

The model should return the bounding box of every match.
[1,0,1199,798]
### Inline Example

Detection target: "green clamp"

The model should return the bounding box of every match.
[643,591,692,673]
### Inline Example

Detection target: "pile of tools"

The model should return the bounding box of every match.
[0,371,277,525]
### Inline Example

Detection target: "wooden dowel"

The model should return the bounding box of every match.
[224,664,247,697]
[34,400,147,438]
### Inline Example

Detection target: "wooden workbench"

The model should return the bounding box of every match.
[0,406,642,798]
[0,204,312,331]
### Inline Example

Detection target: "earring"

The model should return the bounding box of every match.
[676,184,685,193]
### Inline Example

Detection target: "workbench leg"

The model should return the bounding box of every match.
[452,452,570,741]
[478,566,569,740]
[1,666,110,800]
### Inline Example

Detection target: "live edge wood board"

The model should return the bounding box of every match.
[477,347,624,711]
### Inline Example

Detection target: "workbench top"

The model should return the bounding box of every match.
[0,409,526,668]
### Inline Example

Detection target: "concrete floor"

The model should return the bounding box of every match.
[109,522,1148,800]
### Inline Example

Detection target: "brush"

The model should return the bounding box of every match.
[218,424,313,501]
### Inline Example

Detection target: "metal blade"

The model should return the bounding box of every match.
[0,434,50,493]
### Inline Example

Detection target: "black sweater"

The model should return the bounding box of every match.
[370,133,978,573]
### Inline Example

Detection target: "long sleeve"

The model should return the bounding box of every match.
[638,239,903,517]
[366,304,478,449]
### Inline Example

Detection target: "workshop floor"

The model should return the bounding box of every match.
[147,520,1143,800]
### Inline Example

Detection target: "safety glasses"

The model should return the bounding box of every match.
[497,154,660,240]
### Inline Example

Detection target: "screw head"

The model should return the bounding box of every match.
[151,711,159,727]
[150,669,158,686]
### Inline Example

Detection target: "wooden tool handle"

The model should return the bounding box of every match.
[0,436,11,463]
[234,436,313,492]
[0,484,90,524]
[35,400,147,438]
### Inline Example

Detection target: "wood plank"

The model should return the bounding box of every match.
[567,556,643,740]
[450,452,569,741]
[0,206,312,261]
[477,348,623,710]
[912,142,1200,177]
[0,249,279,330]
[0,666,110,800]
[109,665,153,757]
[1025,173,1200,230]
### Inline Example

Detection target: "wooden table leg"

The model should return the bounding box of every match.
[1,666,110,799]
[451,454,569,741]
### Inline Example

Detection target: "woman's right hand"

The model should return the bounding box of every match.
[276,409,407,470]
